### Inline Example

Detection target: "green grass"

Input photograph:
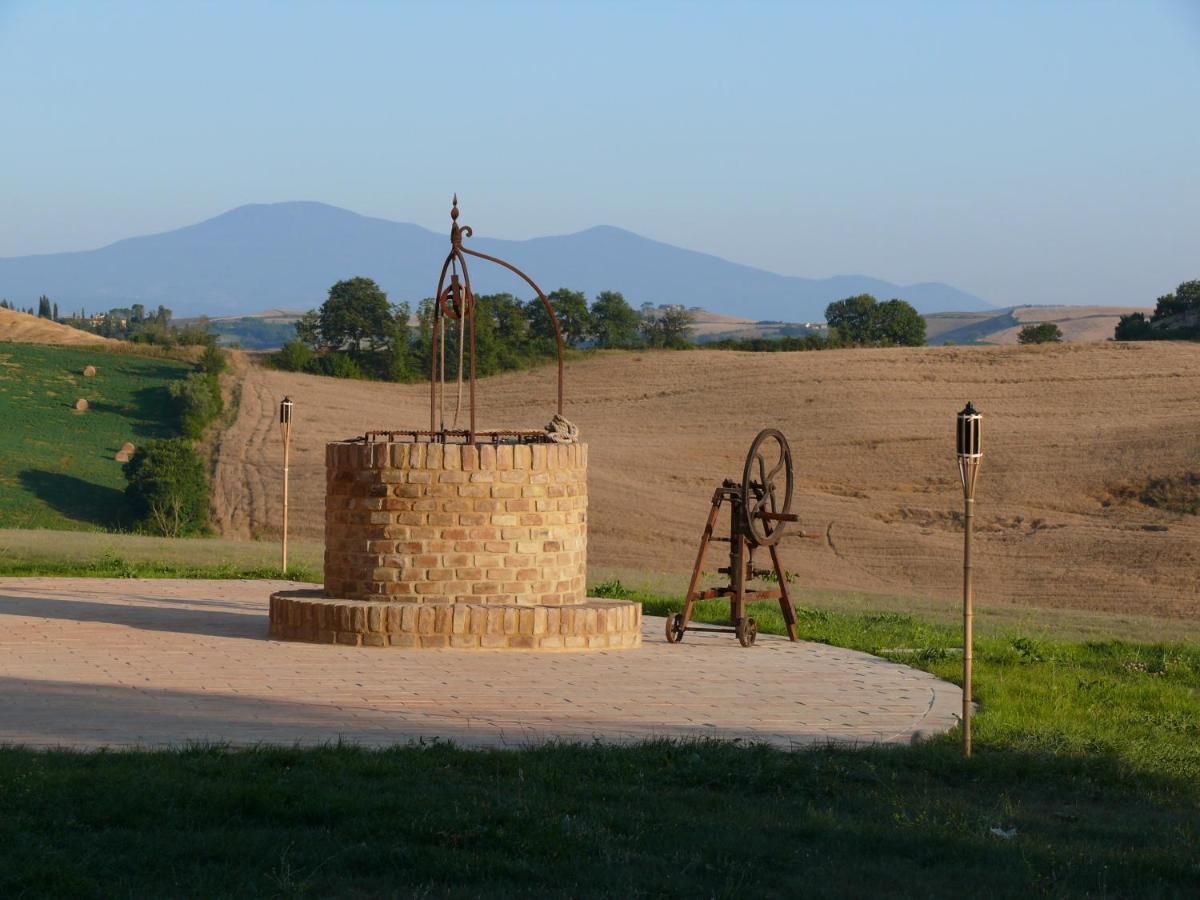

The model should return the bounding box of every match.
[0,528,321,581]
[595,579,1200,784]
[0,577,1196,895]
[0,548,317,582]
[1,738,1195,899]
[0,343,191,530]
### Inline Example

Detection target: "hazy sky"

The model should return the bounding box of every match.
[1,0,1197,307]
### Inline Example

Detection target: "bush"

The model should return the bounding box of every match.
[1017,322,1063,344]
[273,339,315,372]
[198,344,227,374]
[169,372,223,438]
[122,439,210,536]
[317,352,364,379]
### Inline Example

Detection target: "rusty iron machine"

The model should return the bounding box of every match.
[666,428,809,647]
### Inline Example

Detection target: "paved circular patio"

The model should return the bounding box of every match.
[0,578,961,750]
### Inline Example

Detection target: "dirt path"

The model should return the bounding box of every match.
[212,342,1200,619]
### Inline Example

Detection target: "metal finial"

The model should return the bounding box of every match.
[451,194,459,221]
[960,401,977,417]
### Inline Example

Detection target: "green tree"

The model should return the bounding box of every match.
[640,305,695,349]
[871,299,926,346]
[52,302,58,321]
[1018,322,1063,344]
[825,294,925,346]
[169,372,223,438]
[384,302,413,381]
[314,277,394,354]
[484,293,532,367]
[122,439,211,537]
[1151,280,1200,321]
[37,296,52,319]
[526,288,592,348]
[824,294,878,344]
[590,291,641,348]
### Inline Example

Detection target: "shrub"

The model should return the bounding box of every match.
[317,352,364,379]
[169,372,223,438]
[1017,322,1063,344]
[199,344,227,375]
[122,439,210,536]
[273,340,315,372]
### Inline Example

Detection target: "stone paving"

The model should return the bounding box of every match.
[0,579,961,750]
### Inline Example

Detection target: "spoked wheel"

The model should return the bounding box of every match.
[665,612,685,643]
[735,616,758,648]
[742,428,794,547]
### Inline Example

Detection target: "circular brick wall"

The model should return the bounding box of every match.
[269,590,640,650]
[324,440,587,606]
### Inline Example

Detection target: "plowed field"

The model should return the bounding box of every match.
[213,343,1200,619]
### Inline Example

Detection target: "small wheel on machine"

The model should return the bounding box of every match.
[735,616,758,647]
[665,612,685,643]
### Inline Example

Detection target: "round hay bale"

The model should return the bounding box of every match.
[73,398,89,411]
[114,449,131,463]
[83,365,97,377]
[120,441,136,453]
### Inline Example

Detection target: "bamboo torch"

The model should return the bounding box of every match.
[280,396,294,573]
[956,401,982,757]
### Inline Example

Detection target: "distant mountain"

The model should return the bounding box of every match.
[0,202,992,319]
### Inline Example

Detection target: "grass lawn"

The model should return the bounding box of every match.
[0,528,321,581]
[0,568,1196,896]
[0,343,191,530]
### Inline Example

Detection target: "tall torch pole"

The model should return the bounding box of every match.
[956,402,982,757]
[280,396,294,573]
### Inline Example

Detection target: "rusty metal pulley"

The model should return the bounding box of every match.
[741,428,794,547]
[438,274,471,320]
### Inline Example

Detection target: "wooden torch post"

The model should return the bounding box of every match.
[280,396,294,573]
[956,401,982,757]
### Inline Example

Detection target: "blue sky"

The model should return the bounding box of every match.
[1,0,1196,308]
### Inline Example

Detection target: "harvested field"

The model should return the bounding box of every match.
[213,342,1200,619]
[0,308,116,346]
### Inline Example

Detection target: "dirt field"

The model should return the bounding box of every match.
[213,343,1200,620]
[0,308,116,346]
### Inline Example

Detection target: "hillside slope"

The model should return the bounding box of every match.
[213,343,1200,620]
[0,309,116,346]
[0,343,189,529]
[925,306,1151,345]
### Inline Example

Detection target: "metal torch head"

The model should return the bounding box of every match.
[956,401,982,459]
[279,396,293,439]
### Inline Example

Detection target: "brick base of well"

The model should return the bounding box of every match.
[271,437,640,651]
[269,590,642,650]
[324,439,589,605]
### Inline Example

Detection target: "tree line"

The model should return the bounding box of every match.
[1,295,221,349]
[271,278,698,381]
[1115,280,1200,341]
[272,279,927,381]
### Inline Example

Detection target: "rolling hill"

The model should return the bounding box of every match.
[213,342,1200,622]
[924,305,1152,345]
[0,202,990,320]
[0,308,116,347]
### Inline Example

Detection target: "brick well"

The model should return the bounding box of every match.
[270,437,640,650]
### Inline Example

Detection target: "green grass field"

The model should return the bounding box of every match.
[0,342,190,530]
[0,593,1196,896]
[0,551,1197,895]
